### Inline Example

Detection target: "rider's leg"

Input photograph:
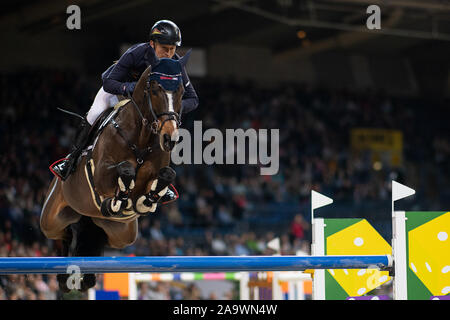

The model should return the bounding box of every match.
[52,117,92,180]
[52,87,115,180]
[86,87,117,125]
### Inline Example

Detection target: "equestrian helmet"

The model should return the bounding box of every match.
[150,20,181,46]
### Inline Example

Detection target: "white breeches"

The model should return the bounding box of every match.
[86,87,119,125]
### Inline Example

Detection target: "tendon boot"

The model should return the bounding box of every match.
[52,117,92,181]
[146,168,178,205]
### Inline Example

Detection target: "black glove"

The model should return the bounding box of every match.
[122,82,137,96]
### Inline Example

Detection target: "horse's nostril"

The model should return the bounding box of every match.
[162,133,175,150]
[163,134,171,143]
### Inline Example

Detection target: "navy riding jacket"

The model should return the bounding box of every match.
[101,43,199,114]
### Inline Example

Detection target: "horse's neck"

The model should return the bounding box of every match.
[119,99,157,148]
[132,91,154,124]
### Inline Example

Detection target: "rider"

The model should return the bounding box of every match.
[52,19,198,180]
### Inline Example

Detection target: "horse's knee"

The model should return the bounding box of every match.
[40,226,56,240]
[40,206,80,241]
[39,218,60,240]
[116,161,136,191]
[41,222,70,241]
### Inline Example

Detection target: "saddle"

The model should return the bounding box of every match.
[82,98,131,156]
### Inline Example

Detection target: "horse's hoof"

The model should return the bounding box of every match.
[80,274,97,292]
[56,274,71,293]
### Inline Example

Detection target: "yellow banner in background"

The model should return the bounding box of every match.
[351,128,403,167]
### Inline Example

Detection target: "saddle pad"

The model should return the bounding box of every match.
[114,98,130,110]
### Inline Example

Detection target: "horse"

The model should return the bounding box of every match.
[40,54,189,292]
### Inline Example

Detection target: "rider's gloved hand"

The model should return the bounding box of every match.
[122,82,137,96]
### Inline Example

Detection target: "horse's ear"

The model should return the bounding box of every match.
[132,65,153,102]
[178,49,192,68]
[141,65,152,85]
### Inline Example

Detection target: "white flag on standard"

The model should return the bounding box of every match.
[311,190,333,210]
[392,181,415,201]
[267,237,280,252]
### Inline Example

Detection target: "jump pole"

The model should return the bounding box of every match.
[0,255,392,275]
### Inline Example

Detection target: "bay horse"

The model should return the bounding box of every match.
[40,55,189,292]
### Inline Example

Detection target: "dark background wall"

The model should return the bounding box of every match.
[2,0,450,97]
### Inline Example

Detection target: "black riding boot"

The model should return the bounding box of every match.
[52,117,92,180]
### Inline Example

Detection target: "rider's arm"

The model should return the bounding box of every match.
[102,48,137,96]
[181,68,199,114]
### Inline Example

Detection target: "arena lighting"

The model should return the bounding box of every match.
[297,30,307,39]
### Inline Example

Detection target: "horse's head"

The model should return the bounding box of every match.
[135,51,191,152]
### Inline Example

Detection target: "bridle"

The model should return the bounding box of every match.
[111,73,183,171]
[127,73,183,135]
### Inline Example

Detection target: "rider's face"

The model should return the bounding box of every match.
[150,41,176,59]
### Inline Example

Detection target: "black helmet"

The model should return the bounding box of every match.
[150,20,181,46]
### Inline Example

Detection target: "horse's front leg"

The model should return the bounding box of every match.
[134,166,177,214]
[100,161,136,217]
